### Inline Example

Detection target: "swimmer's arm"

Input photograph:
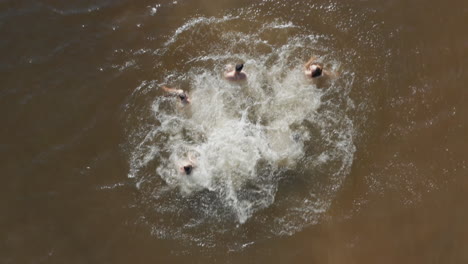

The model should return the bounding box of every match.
[162,85,183,95]
[324,70,339,78]
[304,56,318,69]
[161,85,175,93]
[188,153,197,166]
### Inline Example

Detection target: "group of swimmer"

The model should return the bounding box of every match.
[160,56,336,175]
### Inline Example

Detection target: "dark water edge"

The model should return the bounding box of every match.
[1,0,468,263]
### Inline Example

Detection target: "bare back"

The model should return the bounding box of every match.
[224,70,247,81]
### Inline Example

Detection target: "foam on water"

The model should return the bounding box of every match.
[124,2,377,249]
[150,60,323,223]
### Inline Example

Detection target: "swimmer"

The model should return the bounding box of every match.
[161,85,191,105]
[304,56,337,80]
[179,153,197,175]
[224,63,247,81]
[180,164,194,175]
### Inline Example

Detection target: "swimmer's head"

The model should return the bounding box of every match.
[178,93,187,101]
[235,64,244,72]
[310,64,323,78]
[183,165,193,175]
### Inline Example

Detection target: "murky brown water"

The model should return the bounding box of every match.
[1,0,468,263]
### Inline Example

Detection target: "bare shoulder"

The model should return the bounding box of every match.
[224,71,236,81]
[224,73,235,81]
[224,70,233,77]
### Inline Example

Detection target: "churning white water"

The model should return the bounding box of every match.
[126,7,361,247]
[154,62,324,223]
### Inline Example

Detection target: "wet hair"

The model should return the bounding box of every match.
[178,93,186,100]
[235,64,244,72]
[311,64,323,78]
[183,165,192,175]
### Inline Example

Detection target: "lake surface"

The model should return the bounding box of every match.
[1,0,467,263]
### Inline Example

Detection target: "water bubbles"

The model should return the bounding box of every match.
[149,4,161,16]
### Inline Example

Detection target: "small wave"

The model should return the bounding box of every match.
[164,15,240,46]
[98,182,126,190]
[46,0,118,16]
